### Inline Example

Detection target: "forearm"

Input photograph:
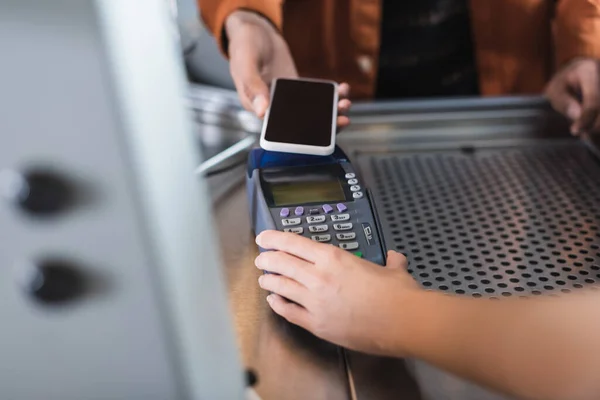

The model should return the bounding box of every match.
[396,291,600,400]
[225,10,279,43]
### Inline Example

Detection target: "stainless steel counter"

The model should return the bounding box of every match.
[336,97,574,400]
[204,95,577,399]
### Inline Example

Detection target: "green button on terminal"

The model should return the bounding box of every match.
[353,251,363,258]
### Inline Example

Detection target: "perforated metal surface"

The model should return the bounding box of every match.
[358,142,600,298]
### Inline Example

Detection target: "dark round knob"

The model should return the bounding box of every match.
[22,260,85,304]
[1,169,72,215]
[245,369,258,387]
[460,145,476,155]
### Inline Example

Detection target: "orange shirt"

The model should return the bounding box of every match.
[200,0,600,99]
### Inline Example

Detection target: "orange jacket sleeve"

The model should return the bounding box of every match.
[554,0,600,67]
[198,0,283,55]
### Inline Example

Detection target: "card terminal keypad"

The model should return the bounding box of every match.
[270,170,375,260]
[280,207,360,253]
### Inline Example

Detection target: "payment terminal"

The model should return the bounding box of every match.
[247,146,386,265]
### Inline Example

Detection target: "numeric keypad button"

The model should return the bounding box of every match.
[331,213,350,222]
[309,225,329,233]
[284,227,304,234]
[333,223,353,231]
[306,215,326,224]
[336,232,356,240]
[311,234,331,243]
[282,218,301,226]
[339,242,359,251]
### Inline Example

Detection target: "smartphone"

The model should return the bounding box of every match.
[260,78,338,156]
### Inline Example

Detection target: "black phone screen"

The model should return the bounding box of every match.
[264,79,336,147]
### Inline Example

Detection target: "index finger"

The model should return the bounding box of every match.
[574,108,600,135]
[338,83,350,99]
[256,230,329,263]
[574,67,600,132]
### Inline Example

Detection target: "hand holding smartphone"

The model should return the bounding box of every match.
[260,78,339,156]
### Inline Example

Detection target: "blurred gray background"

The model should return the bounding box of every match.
[173,0,235,89]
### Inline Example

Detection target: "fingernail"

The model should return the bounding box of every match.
[252,96,267,114]
[266,294,274,303]
[255,234,262,246]
[258,275,264,286]
[567,104,581,121]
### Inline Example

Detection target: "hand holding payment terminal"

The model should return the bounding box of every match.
[247,147,386,265]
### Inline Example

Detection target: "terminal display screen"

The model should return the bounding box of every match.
[261,164,347,206]
[271,180,345,206]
